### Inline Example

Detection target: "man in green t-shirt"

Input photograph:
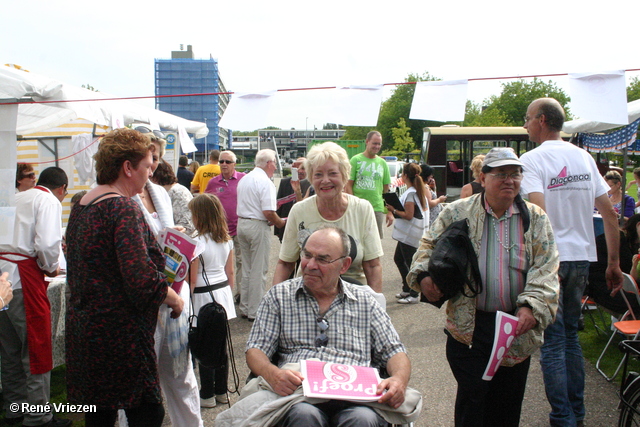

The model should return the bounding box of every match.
[346,130,393,238]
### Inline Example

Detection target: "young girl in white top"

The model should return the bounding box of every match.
[188,193,236,408]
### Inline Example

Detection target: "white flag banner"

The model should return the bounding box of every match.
[410,80,469,122]
[178,125,197,154]
[219,90,277,131]
[568,70,628,125]
[326,84,384,126]
[110,111,125,130]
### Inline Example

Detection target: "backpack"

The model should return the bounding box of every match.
[427,219,483,308]
[188,256,230,370]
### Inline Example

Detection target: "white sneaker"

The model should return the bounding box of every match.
[397,296,420,304]
[395,291,410,299]
[200,396,216,408]
[216,393,229,404]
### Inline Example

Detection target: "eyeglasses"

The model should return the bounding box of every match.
[487,172,523,182]
[219,160,235,164]
[134,126,165,139]
[302,251,346,266]
[21,172,36,179]
[523,114,542,123]
[315,317,329,347]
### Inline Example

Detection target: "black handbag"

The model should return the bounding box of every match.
[425,219,483,308]
[424,194,530,308]
[188,256,230,370]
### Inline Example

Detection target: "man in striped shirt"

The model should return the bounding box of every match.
[409,147,560,427]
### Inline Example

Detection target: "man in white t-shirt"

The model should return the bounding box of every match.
[520,97,623,427]
[236,149,286,321]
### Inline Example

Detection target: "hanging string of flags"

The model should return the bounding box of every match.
[578,118,640,153]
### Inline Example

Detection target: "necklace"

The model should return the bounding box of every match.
[489,209,516,251]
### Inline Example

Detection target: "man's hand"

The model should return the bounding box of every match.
[376,375,407,409]
[419,275,443,302]
[44,267,60,278]
[267,368,305,396]
[606,264,624,296]
[515,306,537,336]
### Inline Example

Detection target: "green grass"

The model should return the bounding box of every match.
[580,307,640,384]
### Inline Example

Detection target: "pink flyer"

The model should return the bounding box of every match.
[158,228,198,294]
[300,360,383,402]
[482,311,519,381]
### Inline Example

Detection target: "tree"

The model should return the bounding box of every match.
[322,123,342,130]
[391,118,415,153]
[479,78,571,126]
[81,84,98,92]
[628,77,640,102]
[377,72,443,151]
[463,101,509,126]
[340,126,370,140]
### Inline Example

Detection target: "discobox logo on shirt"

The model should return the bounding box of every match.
[547,166,591,189]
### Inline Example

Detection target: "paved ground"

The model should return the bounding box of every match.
[190,233,621,427]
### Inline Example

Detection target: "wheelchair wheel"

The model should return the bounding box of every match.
[620,374,640,426]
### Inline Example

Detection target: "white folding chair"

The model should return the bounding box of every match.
[595,273,640,381]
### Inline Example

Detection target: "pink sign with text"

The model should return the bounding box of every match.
[300,360,383,402]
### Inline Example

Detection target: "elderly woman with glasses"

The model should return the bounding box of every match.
[273,141,383,293]
[132,129,203,426]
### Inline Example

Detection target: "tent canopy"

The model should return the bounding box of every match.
[0,65,209,139]
[563,99,640,134]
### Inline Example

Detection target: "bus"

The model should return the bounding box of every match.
[422,125,572,200]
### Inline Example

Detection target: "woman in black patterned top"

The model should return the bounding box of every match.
[66,128,183,427]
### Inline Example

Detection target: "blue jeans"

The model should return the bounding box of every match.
[540,261,589,426]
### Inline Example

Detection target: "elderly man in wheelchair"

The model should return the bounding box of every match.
[215,226,421,427]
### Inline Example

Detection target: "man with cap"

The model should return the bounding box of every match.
[407,147,560,427]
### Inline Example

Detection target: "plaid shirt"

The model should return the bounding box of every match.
[246,278,406,369]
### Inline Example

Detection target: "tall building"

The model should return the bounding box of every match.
[155,45,230,159]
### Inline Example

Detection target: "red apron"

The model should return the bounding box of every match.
[0,185,56,374]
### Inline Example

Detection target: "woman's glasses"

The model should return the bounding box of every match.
[315,317,329,347]
[219,160,235,164]
[134,126,165,139]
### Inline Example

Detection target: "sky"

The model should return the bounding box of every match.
[2,0,639,131]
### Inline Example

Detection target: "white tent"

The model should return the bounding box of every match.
[0,65,208,139]
[563,99,640,134]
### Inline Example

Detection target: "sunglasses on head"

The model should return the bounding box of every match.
[134,126,165,139]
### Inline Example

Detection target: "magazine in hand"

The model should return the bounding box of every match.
[382,192,404,212]
[158,228,200,294]
[482,311,519,381]
[300,359,383,402]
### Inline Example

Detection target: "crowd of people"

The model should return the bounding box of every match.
[2,96,639,426]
